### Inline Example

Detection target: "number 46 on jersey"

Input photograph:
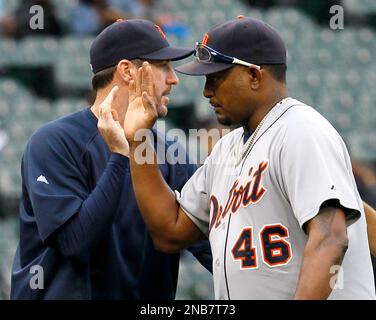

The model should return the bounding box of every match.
[231,223,292,269]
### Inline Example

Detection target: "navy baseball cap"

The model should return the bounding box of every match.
[90,19,194,74]
[175,16,287,76]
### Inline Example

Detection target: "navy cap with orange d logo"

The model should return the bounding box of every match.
[176,16,287,76]
[90,19,194,74]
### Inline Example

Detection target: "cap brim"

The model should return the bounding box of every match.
[139,46,194,61]
[175,60,233,76]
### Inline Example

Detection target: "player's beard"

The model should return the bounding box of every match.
[213,108,233,126]
[156,95,169,118]
[216,115,233,126]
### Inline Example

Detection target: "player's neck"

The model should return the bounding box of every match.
[246,88,288,131]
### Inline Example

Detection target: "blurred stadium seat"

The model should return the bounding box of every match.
[0,39,19,65]
[55,36,94,89]
[53,97,89,118]
[18,36,59,66]
[343,0,376,14]
[0,216,18,299]
[51,0,75,27]
[1,0,21,14]
[176,252,214,300]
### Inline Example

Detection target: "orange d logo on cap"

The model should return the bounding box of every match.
[202,33,209,45]
[155,24,167,39]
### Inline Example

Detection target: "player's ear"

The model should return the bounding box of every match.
[248,66,262,90]
[116,59,133,84]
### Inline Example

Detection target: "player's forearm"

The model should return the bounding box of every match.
[294,206,348,300]
[364,202,376,256]
[293,235,347,299]
[128,139,182,249]
[52,153,128,261]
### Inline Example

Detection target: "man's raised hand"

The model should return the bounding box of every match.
[124,61,159,142]
[98,85,129,157]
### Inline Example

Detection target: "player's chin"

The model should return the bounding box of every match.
[215,114,232,126]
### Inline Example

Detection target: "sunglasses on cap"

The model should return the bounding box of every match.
[194,42,261,69]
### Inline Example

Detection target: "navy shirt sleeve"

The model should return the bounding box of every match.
[23,126,127,254]
[52,153,129,261]
[23,127,87,242]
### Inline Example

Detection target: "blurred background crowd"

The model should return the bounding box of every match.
[0,0,375,299]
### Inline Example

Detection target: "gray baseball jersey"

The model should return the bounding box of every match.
[176,97,376,300]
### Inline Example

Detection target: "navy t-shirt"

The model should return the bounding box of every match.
[11,107,212,299]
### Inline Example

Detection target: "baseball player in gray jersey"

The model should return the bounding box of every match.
[120,17,376,299]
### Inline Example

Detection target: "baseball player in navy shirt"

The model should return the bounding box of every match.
[11,19,212,299]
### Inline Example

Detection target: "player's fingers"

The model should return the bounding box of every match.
[111,109,119,122]
[99,86,119,122]
[129,79,136,101]
[142,92,157,113]
[99,105,112,123]
[141,61,155,96]
[100,109,112,123]
[101,85,119,112]
[135,66,142,97]
[99,104,102,118]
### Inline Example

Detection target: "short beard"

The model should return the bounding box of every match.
[216,116,232,126]
[157,104,168,118]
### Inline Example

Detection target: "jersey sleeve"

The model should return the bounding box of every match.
[22,127,91,241]
[279,121,361,229]
[175,156,211,238]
